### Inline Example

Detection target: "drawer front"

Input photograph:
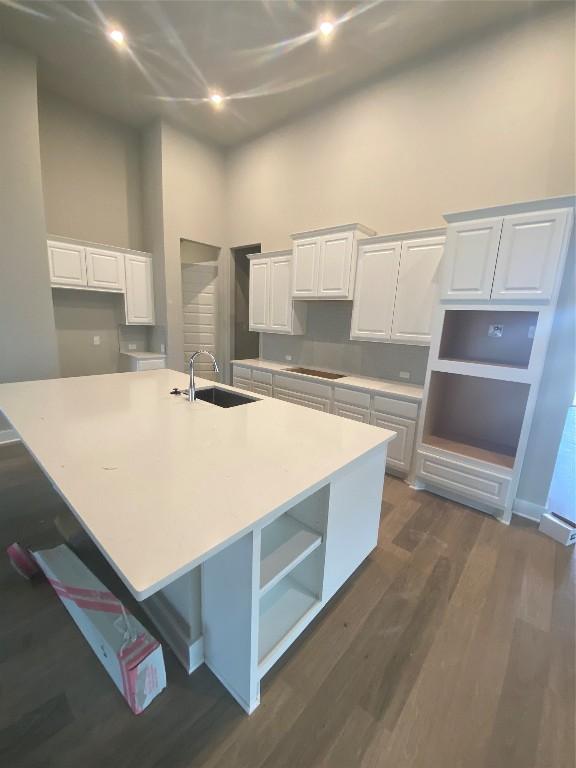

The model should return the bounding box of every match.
[373,395,418,420]
[274,388,331,413]
[274,374,332,400]
[333,402,371,423]
[233,377,253,392]
[416,450,510,507]
[371,413,415,472]
[250,382,273,397]
[136,358,165,371]
[252,369,273,386]
[233,365,253,381]
[334,387,371,409]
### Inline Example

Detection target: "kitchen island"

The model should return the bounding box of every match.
[0,370,395,713]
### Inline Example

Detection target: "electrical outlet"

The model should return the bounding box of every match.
[399,371,410,380]
[285,355,292,362]
[93,335,101,347]
[160,343,166,353]
[128,343,137,351]
[488,324,504,338]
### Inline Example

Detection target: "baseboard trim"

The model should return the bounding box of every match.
[0,429,19,445]
[142,593,204,674]
[512,498,547,523]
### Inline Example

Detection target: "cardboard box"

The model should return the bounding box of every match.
[34,544,166,714]
[539,513,576,546]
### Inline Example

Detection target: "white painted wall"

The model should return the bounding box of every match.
[0,45,59,399]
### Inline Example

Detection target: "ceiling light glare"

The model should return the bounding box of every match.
[108,28,125,46]
[209,92,224,107]
[319,20,335,38]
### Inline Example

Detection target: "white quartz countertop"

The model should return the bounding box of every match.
[232,359,424,402]
[0,370,394,600]
[120,351,166,359]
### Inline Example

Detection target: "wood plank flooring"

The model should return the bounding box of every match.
[0,441,574,768]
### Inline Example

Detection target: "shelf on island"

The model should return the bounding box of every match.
[258,577,320,674]
[422,433,515,469]
[260,515,322,595]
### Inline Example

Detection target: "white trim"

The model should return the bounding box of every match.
[142,593,204,674]
[0,429,19,445]
[512,498,547,522]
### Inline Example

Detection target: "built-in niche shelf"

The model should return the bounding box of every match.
[260,515,322,596]
[257,485,328,676]
[438,310,538,369]
[422,371,530,469]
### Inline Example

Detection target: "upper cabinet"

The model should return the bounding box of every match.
[124,254,155,325]
[291,224,376,300]
[249,251,306,335]
[441,205,573,303]
[351,230,445,346]
[47,239,155,325]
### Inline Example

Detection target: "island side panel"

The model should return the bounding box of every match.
[202,531,261,714]
[323,445,387,601]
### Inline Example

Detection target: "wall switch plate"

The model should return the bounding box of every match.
[488,324,504,338]
[285,355,292,362]
[399,371,410,380]
[128,343,137,351]
[93,336,101,346]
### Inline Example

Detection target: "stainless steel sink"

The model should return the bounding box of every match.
[195,387,259,408]
[286,366,345,380]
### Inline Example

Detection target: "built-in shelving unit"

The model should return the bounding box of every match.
[257,486,328,676]
[438,310,538,369]
[422,371,529,469]
[260,515,322,595]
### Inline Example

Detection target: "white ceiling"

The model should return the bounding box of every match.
[0,0,547,146]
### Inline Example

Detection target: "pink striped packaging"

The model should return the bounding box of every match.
[33,544,166,714]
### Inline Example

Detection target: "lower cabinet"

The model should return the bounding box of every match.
[231,364,421,476]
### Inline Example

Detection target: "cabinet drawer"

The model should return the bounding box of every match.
[252,369,273,386]
[233,377,253,392]
[371,413,415,472]
[274,374,332,400]
[136,358,165,371]
[274,388,330,412]
[333,402,370,423]
[416,450,511,508]
[334,387,371,409]
[233,365,252,380]
[373,395,418,419]
[250,382,273,397]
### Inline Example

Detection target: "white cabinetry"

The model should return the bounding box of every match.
[249,251,305,334]
[333,387,370,423]
[441,207,571,303]
[86,247,125,291]
[124,254,155,325]
[351,230,445,345]
[291,224,375,300]
[273,374,331,412]
[48,241,87,287]
[371,397,418,474]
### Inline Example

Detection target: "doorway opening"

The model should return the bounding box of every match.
[180,239,220,380]
[231,244,261,361]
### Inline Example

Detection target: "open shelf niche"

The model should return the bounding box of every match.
[422,371,530,469]
[438,310,538,369]
[258,485,329,675]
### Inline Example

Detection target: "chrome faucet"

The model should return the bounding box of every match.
[187,350,219,402]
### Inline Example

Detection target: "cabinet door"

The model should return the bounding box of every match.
[47,241,86,287]
[292,238,320,297]
[318,231,355,298]
[125,255,155,325]
[86,248,125,291]
[371,412,416,473]
[268,255,293,333]
[441,218,502,300]
[350,241,401,341]
[333,402,371,423]
[491,209,570,301]
[249,259,269,331]
[391,236,444,345]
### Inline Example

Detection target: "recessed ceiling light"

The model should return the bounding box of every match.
[209,92,224,107]
[318,20,335,38]
[108,28,125,46]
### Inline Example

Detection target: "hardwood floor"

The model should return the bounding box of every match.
[0,441,574,768]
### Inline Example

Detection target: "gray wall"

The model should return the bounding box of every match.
[52,289,124,377]
[38,91,144,250]
[0,45,59,405]
[261,303,429,385]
